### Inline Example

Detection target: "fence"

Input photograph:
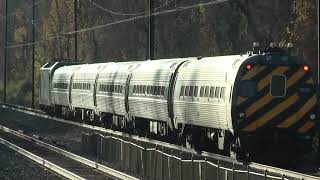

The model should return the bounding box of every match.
[81,131,306,180]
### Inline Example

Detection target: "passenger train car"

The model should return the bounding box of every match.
[39,44,318,159]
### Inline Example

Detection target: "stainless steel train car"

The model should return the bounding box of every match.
[39,44,318,159]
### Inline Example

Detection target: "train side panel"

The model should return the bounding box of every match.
[128,59,187,123]
[71,64,101,110]
[96,62,138,116]
[51,65,81,107]
[173,56,243,132]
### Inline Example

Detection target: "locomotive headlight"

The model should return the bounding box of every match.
[239,112,245,118]
[310,114,316,120]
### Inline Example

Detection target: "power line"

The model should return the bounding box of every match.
[90,0,175,16]
[5,0,229,49]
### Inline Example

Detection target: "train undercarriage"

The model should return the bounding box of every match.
[41,105,243,159]
[41,104,314,165]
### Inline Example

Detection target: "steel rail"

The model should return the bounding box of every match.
[250,163,319,180]
[0,125,139,180]
[1,104,319,180]
[0,137,85,180]
[0,104,239,164]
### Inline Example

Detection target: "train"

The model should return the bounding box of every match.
[39,43,318,160]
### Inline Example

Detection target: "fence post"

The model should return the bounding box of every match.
[191,154,194,180]
[217,161,220,180]
[180,152,183,180]
[247,166,250,180]
[204,158,207,180]
[154,145,158,180]
[129,139,132,172]
[142,147,146,178]
[161,146,164,180]
[169,149,173,180]
[232,163,235,180]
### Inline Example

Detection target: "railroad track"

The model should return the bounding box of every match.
[1,104,319,180]
[0,124,138,180]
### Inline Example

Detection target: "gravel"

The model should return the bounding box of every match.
[0,143,64,180]
[0,107,83,154]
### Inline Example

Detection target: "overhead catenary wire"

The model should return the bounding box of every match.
[5,0,229,49]
[89,0,175,16]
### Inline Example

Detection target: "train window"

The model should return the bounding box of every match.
[189,86,194,96]
[156,86,159,96]
[209,87,215,98]
[120,85,123,93]
[143,85,146,94]
[271,75,286,97]
[180,86,185,96]
[133,85,136,94]
[205,86,210,97]
[161,86,165,96]
[194,86,198,97]
[200,86,204,97]
[239,81,257,97]
[220,87,226,99]
[110,85,113,93]
[153,86,156,95]
[151,86,154,95]
[185,86,190,97]
[147,85,150,95]
[215,87,220,98]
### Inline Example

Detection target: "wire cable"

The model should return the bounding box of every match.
[90,0,175,16]
[5,0,229,49]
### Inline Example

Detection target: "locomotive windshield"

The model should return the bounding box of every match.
[270,75,286,97]
[239,80,257,97]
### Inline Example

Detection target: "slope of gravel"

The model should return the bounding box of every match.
[0,143,64,180]
[0,107,82,154]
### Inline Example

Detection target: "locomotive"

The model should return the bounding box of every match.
[39,43,318,159]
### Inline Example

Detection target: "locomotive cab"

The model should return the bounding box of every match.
[233,44,318,161]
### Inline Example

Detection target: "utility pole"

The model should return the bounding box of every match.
[3,0,8,103]
[74,0,78,61]
[148,0,155,60]
[31,0,35,108]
